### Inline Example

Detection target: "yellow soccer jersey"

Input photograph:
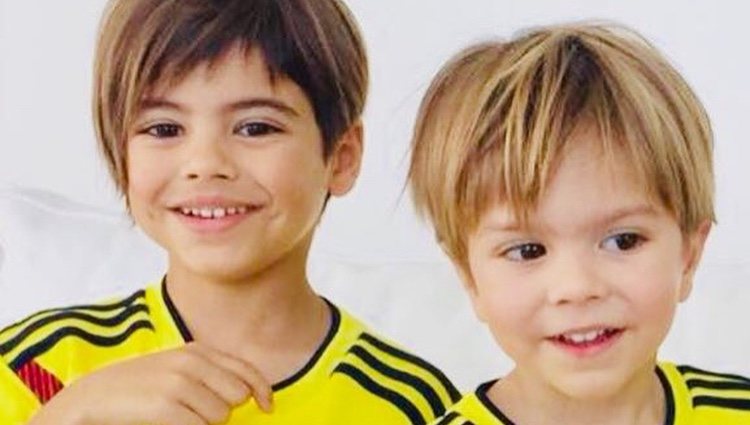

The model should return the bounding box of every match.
[431,362,750,425]
[0,282,459,424]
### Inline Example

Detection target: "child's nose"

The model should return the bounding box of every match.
[181,136,239,181]
[545,256,609,305]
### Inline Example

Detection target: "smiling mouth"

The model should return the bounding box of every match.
[551,328,624,348]
[173,205,261,219]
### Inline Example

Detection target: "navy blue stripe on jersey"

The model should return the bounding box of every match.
[475,380,516,425]
[434,412,460,425]
[693,396,750,411]
[434,411,475,425]
[161,277,193,342]
[0,290,146,338]
[359,332,460,403]
[273,299,341,391]
[334,362,426,425]
[350,344,446,418]
[9,320,154,370]
[685,378,750,392]
[656,366,676,425]
[677,365,750,385]
[0,303,149,355]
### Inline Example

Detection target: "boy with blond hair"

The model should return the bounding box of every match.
[0,0,458,424]
[409,24,750,424]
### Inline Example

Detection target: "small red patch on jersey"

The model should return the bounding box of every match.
[16,360,64,403]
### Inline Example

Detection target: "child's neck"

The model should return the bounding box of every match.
[489,364,666,425]
[163,244,330,385]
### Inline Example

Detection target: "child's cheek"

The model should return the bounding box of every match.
[257,145,329,211]
[126,147,175,216]
[619,252,685,343]
[473,265,537,331]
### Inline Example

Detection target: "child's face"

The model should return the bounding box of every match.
[126,47,360,282]
[460,125,709,400]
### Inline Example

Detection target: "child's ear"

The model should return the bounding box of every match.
[327,122,363,197]
[679,220,712,302]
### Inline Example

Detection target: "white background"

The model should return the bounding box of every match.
[1,0,748,265]
[1,0,749,385]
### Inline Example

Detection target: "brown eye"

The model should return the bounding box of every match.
[601,232,645,252]
[504,243,547,261]
[145,123,181,138]
[235,122,281,137]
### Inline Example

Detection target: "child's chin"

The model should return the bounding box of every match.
[550,370,633,401]
[173,244,273,278]
[179,253,269,283]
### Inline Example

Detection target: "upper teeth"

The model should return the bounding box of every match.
[180,206,249,218]
[563,329,607,344]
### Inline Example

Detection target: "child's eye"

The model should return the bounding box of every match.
[235,122,281,137]
[502,243,547,262]
[601,232,645,252]
[141,123,182,138]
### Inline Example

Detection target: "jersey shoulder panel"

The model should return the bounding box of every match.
[330,307,460,424]
[673,363,750,424]
[0,287,159,404]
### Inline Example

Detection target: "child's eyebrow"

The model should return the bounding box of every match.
[477,218,522,234]
[138,98,184,112]
[600,204,659,225]
[478,204,659,234]
[137,97,300,118]
[224,98,300,117]
[575,204,661,232]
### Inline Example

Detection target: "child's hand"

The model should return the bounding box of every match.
[28,342,273,425]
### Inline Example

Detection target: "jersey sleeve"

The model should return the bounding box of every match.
[0,287,157,424]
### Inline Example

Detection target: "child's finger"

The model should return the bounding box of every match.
[181,348,255,407]
[186,343,274,412]
[150,402,208,425]
[172,375,233,424]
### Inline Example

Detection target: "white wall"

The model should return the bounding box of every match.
[1,0,749,381]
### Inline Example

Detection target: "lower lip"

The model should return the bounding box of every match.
[548,329,624,358]
[173,209,258,233]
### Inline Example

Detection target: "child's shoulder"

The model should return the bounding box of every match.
[0,285,163,402]
[431,363,750,425]
[0,286,155,365]
[659,361,750,424]
[329,302,461,422]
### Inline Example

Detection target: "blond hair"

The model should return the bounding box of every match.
[93,0,368,195]
[409,23,714,267]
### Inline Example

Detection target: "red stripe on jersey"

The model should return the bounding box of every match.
[17,360,64,403]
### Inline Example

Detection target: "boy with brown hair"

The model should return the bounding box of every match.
[0,0,457,423]
[409,23,750,424]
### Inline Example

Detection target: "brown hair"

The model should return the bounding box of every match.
[408,23,714,267]
[93,0,368,194]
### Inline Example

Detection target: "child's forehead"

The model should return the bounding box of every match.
[143,46,278,97]
[132,48,315,121]
[475,135,669,234]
